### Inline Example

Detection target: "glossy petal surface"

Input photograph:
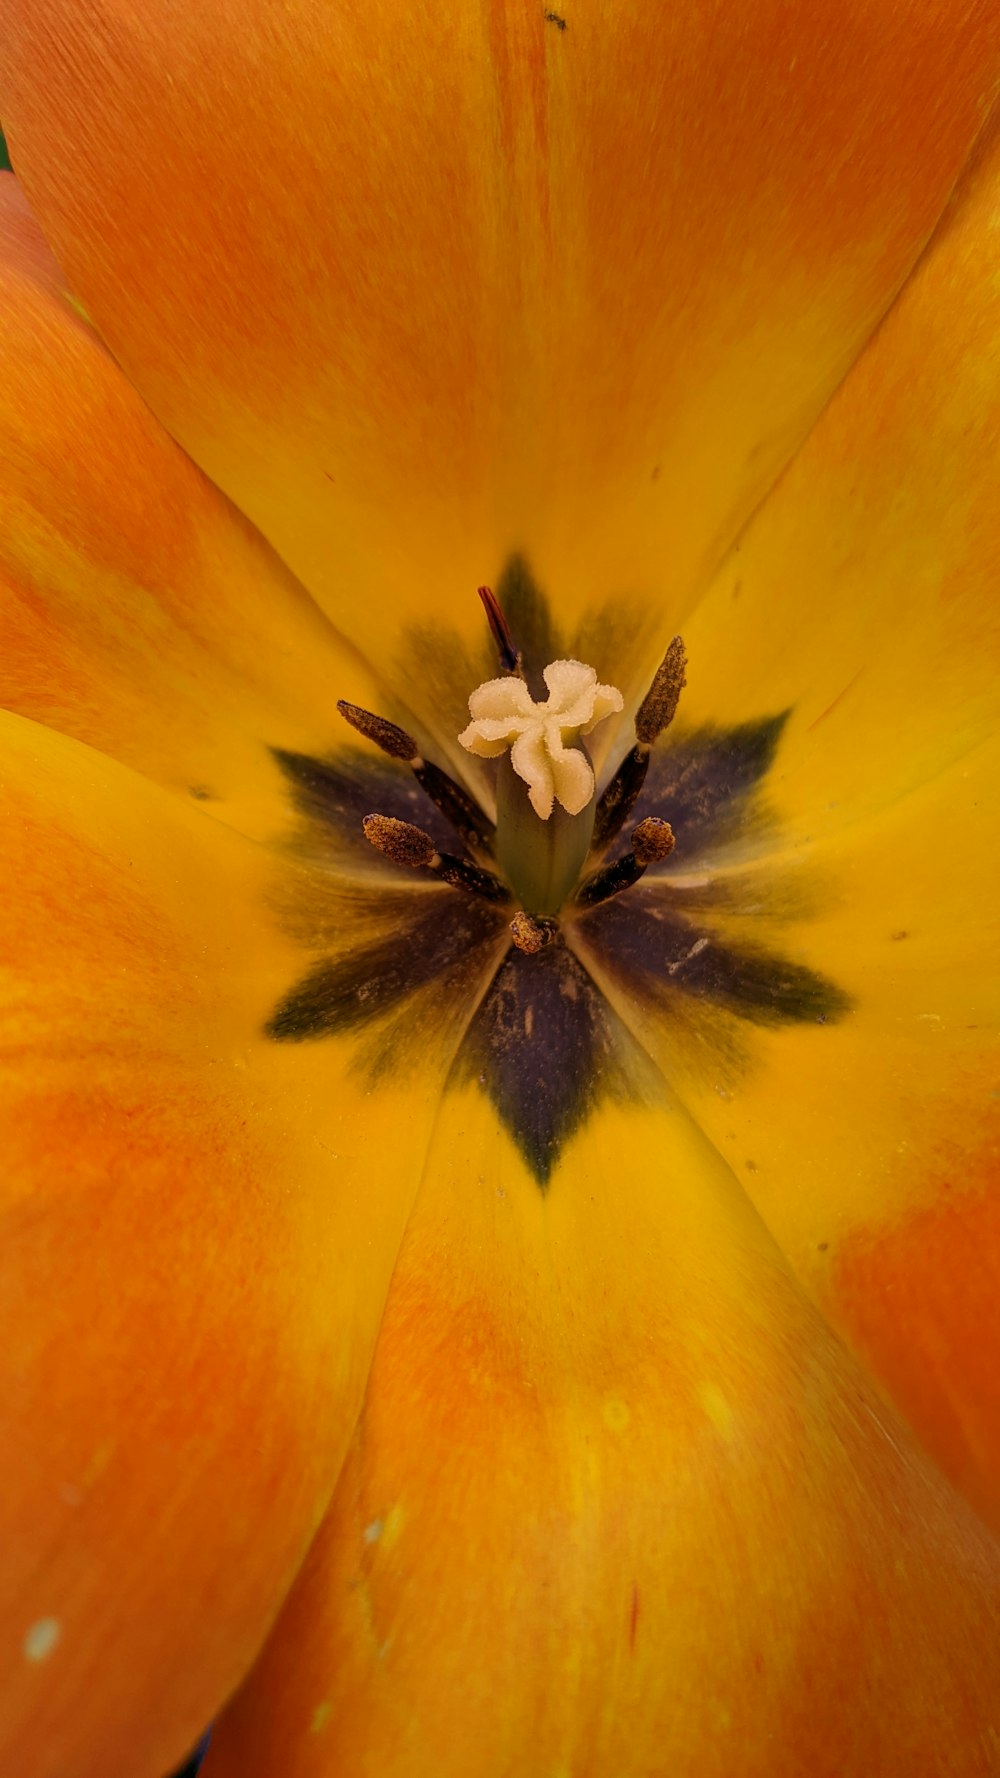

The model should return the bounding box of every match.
[3,1,1000,698]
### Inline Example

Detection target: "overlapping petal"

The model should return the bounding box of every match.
[4,0,1000,706]
[591,123,1000,1522]
[0,173,396,845]
[0,712,496,1778]
[203,1088,1000,1777]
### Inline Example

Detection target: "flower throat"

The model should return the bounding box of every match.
[337,587,687,950]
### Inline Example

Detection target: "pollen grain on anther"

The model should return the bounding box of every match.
[337,699,421,762]
[363,813,436,868]
[510,911,559,954]
[576,818,675,909]
[634,636,687,746]
[631,817,675,866]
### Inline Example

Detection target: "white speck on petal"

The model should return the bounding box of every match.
[363,1519,383,1544]
[24,1618,61,1663]
[458,659,623,819]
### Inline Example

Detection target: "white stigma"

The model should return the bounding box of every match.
[459,659,624,820]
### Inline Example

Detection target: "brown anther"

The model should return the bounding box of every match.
[634,636,687,746]
[363,813,436,868]
[338,700,419,763]
[510,911,559,954]
[631,816,675,865]
[338,699,496,858]
[363,812,509,902]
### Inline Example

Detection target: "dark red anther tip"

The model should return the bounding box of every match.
[477,585,520,674]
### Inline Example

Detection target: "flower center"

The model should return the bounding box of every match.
[270,571,846,1188]
[458,650,623,915]
[336,588,689,943]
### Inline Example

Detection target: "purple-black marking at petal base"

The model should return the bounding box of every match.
[265,573,848,1189]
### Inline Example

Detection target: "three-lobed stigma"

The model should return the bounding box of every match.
[458,659,623,821]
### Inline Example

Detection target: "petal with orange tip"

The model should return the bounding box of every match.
[0,711,481,1778]
[203,1085,1000,1778]
[4,1,1000,694]
[0,171,399,846]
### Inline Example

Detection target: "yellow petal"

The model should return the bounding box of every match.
[679,118,1000,831]
[4,2,999,690]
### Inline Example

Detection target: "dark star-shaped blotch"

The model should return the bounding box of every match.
[265,561,848,1189]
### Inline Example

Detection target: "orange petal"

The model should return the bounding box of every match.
[4,2,999,690]
[0,712,480,1778]
[835,1156,1000,1537]
[203,1088,1000,1777]
[0,172,396,842]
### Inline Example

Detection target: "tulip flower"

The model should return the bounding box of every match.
[2,3,1000,1775]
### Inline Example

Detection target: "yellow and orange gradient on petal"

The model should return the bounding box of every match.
[0,1,997,1775]
[4,0,1000,696]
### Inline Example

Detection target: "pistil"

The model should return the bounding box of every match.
[458,634,624,915]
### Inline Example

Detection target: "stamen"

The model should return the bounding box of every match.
[509,911,559,954]
[477,585,522,676]
[363,813,435,868]
[338,699,495,857]
[588,747,650,853]
[634,635,688,746]
[589,636,687,853]
[363,814,510,903]
[632,815,677,865]
[336,700,418,761]
[575,817,674,908]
